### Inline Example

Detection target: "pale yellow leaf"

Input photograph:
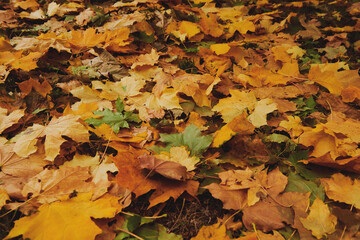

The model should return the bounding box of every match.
[300,198,337,239]
[248,98,277,128]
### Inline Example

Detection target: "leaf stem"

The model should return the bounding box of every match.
[117,228,145,240]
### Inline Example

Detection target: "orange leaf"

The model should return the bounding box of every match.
[112,149,198,208]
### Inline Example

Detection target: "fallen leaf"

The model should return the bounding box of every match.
[0,189,10,207]
[138,153,187,181]
[154,146,200,171]
[13,115,89,161]
[212,89,257,123]
[191,222,230,240]
[300,198,337,239]
[242,197,294,232]
[248,98,277,128]
[22,166,94,204]
[113,148,199,208]
[320,173,360,209]
[6,193,122,240]
[0,108,24,133]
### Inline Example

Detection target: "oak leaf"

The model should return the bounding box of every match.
[6,193,122,240]
[300,198,337,239]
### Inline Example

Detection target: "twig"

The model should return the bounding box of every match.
[117,228,145,240]
[221,209,241,227]
[169,198,186,232]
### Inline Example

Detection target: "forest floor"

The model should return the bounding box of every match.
[0,0,360,239]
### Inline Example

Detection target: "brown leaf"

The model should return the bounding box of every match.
[112,148,198,208]
[138,153,187,181]
[205,183,247,210]
[242,197,294,232]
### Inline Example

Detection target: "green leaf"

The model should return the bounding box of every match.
[285,172,325,202]
[157,124,213,156]
[115,214,182,240]
[116,98,125,113]
[85,99,140,133]
[287,150,316,181]
[263,133,290,143]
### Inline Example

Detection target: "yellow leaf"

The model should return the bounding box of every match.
[212,124,236,148]
[320,173,360,209]
[309,64,342,95]
[191,222,230,240]
[300,198,337,239]
[248,99,277,128]
[0,37,13,51]
[0,189,10,208]
[156,146,200,171]
[179,21,201,38]
[11,52,42,71]
[12,124,45,157]
[210,43,231,55]
[67,28,104,53]
[192,0,213,4]
[212,89,257,123]
[13,115,89,161]
[0,108,25,134]
[6,193,122,240]
[63,101,98,120]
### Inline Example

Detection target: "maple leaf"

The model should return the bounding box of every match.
[300,198,337,239]
[12,115,89,161]
[247,98,277,128]
[85,98,141,133]
[191,222,230,240]
[0,189,10,208]
[112,148,199,208]
[22,166,94,204]
[0,143,48,178]
[154,146,200,171]
[6,193,122,240]
[212,89,257,123]
[0,107,24,134]
[152,124,213,156]
[320,173,360,209]
[116,213,183,240]
[138,153,187,181]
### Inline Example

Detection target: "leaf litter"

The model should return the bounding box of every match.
[0,0,360,239]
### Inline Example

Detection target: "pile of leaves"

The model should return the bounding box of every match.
[1,0,360,239]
